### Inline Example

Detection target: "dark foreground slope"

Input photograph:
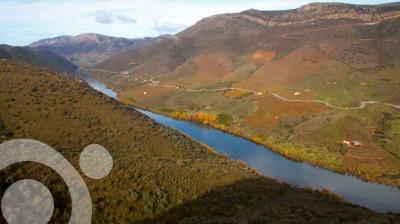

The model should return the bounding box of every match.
[0,59,398,223]
[0,44,77,73]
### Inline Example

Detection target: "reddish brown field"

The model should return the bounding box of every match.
[340,117,397,169]
[251,50,276,63]
[245,94,327,132]
[183,53,234,84]
[235,46,332,91]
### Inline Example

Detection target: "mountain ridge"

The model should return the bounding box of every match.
[30,33,154,66]
[91,1,400,187]
[94,1,400,74]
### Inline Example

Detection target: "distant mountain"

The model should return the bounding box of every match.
[0,44,77,73]
[92,2,400,186]
[95,2,400,77]
[30,33,154,66]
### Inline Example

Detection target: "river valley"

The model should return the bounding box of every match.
[86,78,400,213]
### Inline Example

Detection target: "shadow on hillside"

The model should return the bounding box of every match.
[138,177,397,224]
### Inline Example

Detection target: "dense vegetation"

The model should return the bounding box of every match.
[1,59,398,223]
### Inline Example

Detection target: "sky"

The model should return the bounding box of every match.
[0,0,394,46]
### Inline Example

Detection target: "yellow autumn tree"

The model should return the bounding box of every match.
[193,112,217,124]
[172,110,188,119]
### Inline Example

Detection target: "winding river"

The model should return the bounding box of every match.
[86,79,400,213]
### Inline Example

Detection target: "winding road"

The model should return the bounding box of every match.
[148,82,400,110]
[85,68,400,111]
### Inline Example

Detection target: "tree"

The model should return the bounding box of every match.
[217,113,234,126]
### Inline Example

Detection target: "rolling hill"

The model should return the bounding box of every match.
[91,2,400,186]
[0,44,77,73]
[1,59,398,223]
[30,33,154,66]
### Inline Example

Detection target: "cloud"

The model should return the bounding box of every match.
[153,22,186,34]
[92,10,114,24]
[91,10,136,25]
[115,15,136,24]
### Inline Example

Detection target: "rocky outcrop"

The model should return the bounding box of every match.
[239,2,400,27]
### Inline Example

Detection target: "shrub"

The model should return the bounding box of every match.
[122,96,136,104]
[217,113,234,126]
[159,107,174,113]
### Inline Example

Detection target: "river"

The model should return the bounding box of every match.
[86,78,400,213]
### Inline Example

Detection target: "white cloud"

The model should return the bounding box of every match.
[92,10,114,24]
[115,15,137,24]
[90,10,137,25]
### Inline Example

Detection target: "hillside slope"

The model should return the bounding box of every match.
[30,33,153,66]
[92,2,400,186]
[0,44,77,73]
[1,59,399,223]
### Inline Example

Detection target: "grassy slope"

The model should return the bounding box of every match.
[124,87,400,186]
[0,44,77,73]
[95,16,400,186]
[1,59,399,223]
[107,37,400,186]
